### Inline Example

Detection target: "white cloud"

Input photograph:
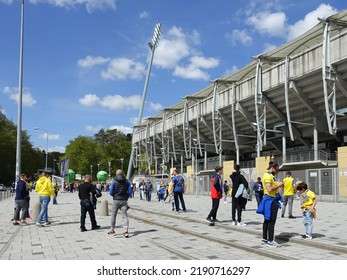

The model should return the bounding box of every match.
[173,56,219,81]
[3,86,37,107]
[50,146,66,153]
[287,4,338,41]
[263,43,277,53]
[149,102,163,112]
[38,133,60,141]
[154,27,191,69]
[0,108,6,115]
[78,55,110,69]
[223,65,239,77]
[109,125,133,134]
[28,0,116,13]
[247,11,287,38]
[85,124,103,134]
[79,93,142,110]
[139,11,149,19]
[101,58,146,80]
[226,29,253,46]
[79,93,100,106]
[0,0,14,5]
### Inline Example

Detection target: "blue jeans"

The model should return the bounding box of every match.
[36,196,51,223]
[303,209,314,236]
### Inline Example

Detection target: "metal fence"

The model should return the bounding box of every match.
[184,167,347,203]
[0,189,14,202]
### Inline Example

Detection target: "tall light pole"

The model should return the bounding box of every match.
[120,158,124,170]
[14,0,25,183]
[127,21,162,180]
[90,165,93,180]
[108,161,111,179]
[33,127,48,171]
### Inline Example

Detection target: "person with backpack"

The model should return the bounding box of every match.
[108,169,130,237]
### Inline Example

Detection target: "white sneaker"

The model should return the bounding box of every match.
[231,221,236,226]
[267,240,281,247]
[237,222,247,226]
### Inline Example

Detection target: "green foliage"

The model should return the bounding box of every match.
[0,110,47,183]
[64,129,131,178]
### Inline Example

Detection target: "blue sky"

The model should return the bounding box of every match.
[0,0,345,154]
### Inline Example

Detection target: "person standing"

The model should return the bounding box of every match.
[108,169,129,237]
[257,161,284,247]
[253,177,264,207]
[223,180,230,203]
[35,171,54,227]
[13,173,29,226]
[296,182,317,240]
[206,166,223,223]
[230,165,249,226]
[281,171,296,218]
[171,169,186,213]
[139,179,145,200]
[145,179,153,202]
[78,175,100,232]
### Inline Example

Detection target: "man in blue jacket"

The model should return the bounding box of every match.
[13,173,29,225]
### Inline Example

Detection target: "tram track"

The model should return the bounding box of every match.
[128,205,347,259]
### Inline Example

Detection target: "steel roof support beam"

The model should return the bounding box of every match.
[212,82,223,157]
[230,84,240,164]
[183,98,192,159]
[254,59,266,151]
[196,101,203,157]
[161,111,170,164]
[284,56,295,141]
[145,122,153,172]
[322,20,337,135]
[289,81,315,113]
[333,66,347,98]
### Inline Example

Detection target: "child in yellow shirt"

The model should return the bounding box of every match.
[296,182,317,240]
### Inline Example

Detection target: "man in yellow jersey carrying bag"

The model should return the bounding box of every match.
[256,161,284,247]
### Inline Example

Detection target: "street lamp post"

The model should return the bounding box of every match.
[14,0,25,183]
[127,22,162,180]
[120,158,124,170]
[90,165,93,180]
[108,161,111,179]
[33,127,48,171]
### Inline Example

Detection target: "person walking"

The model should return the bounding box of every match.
[256,161,284,247]
[253,177,264,207]
[296,182,317,240]
[108,169,130,237]
[230,164,249,226]
[35,171,54,227]
[13,173,29,226]
[78,175,100,232]
[281,171,296,218]
[206,166,223,223]
[171,169,186,213]
[223,180,230,203]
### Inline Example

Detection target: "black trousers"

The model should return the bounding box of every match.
[173,192,186,211]
[80,199,97,229]
[262,200,279,241]
[231,196,246,223]
[207,198,220,220]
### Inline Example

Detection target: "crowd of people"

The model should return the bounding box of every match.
[11,162,317,246]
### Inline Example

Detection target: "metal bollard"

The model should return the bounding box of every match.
[99,199,109,216]
[30,202,41,222]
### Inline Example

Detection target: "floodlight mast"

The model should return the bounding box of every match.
[126,22,162,181]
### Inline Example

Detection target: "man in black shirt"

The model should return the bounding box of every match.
[78,175,100,232]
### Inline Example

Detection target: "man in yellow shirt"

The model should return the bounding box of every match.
[257,161,284,247]
[281,171,296,219]
[296,182,317,240]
